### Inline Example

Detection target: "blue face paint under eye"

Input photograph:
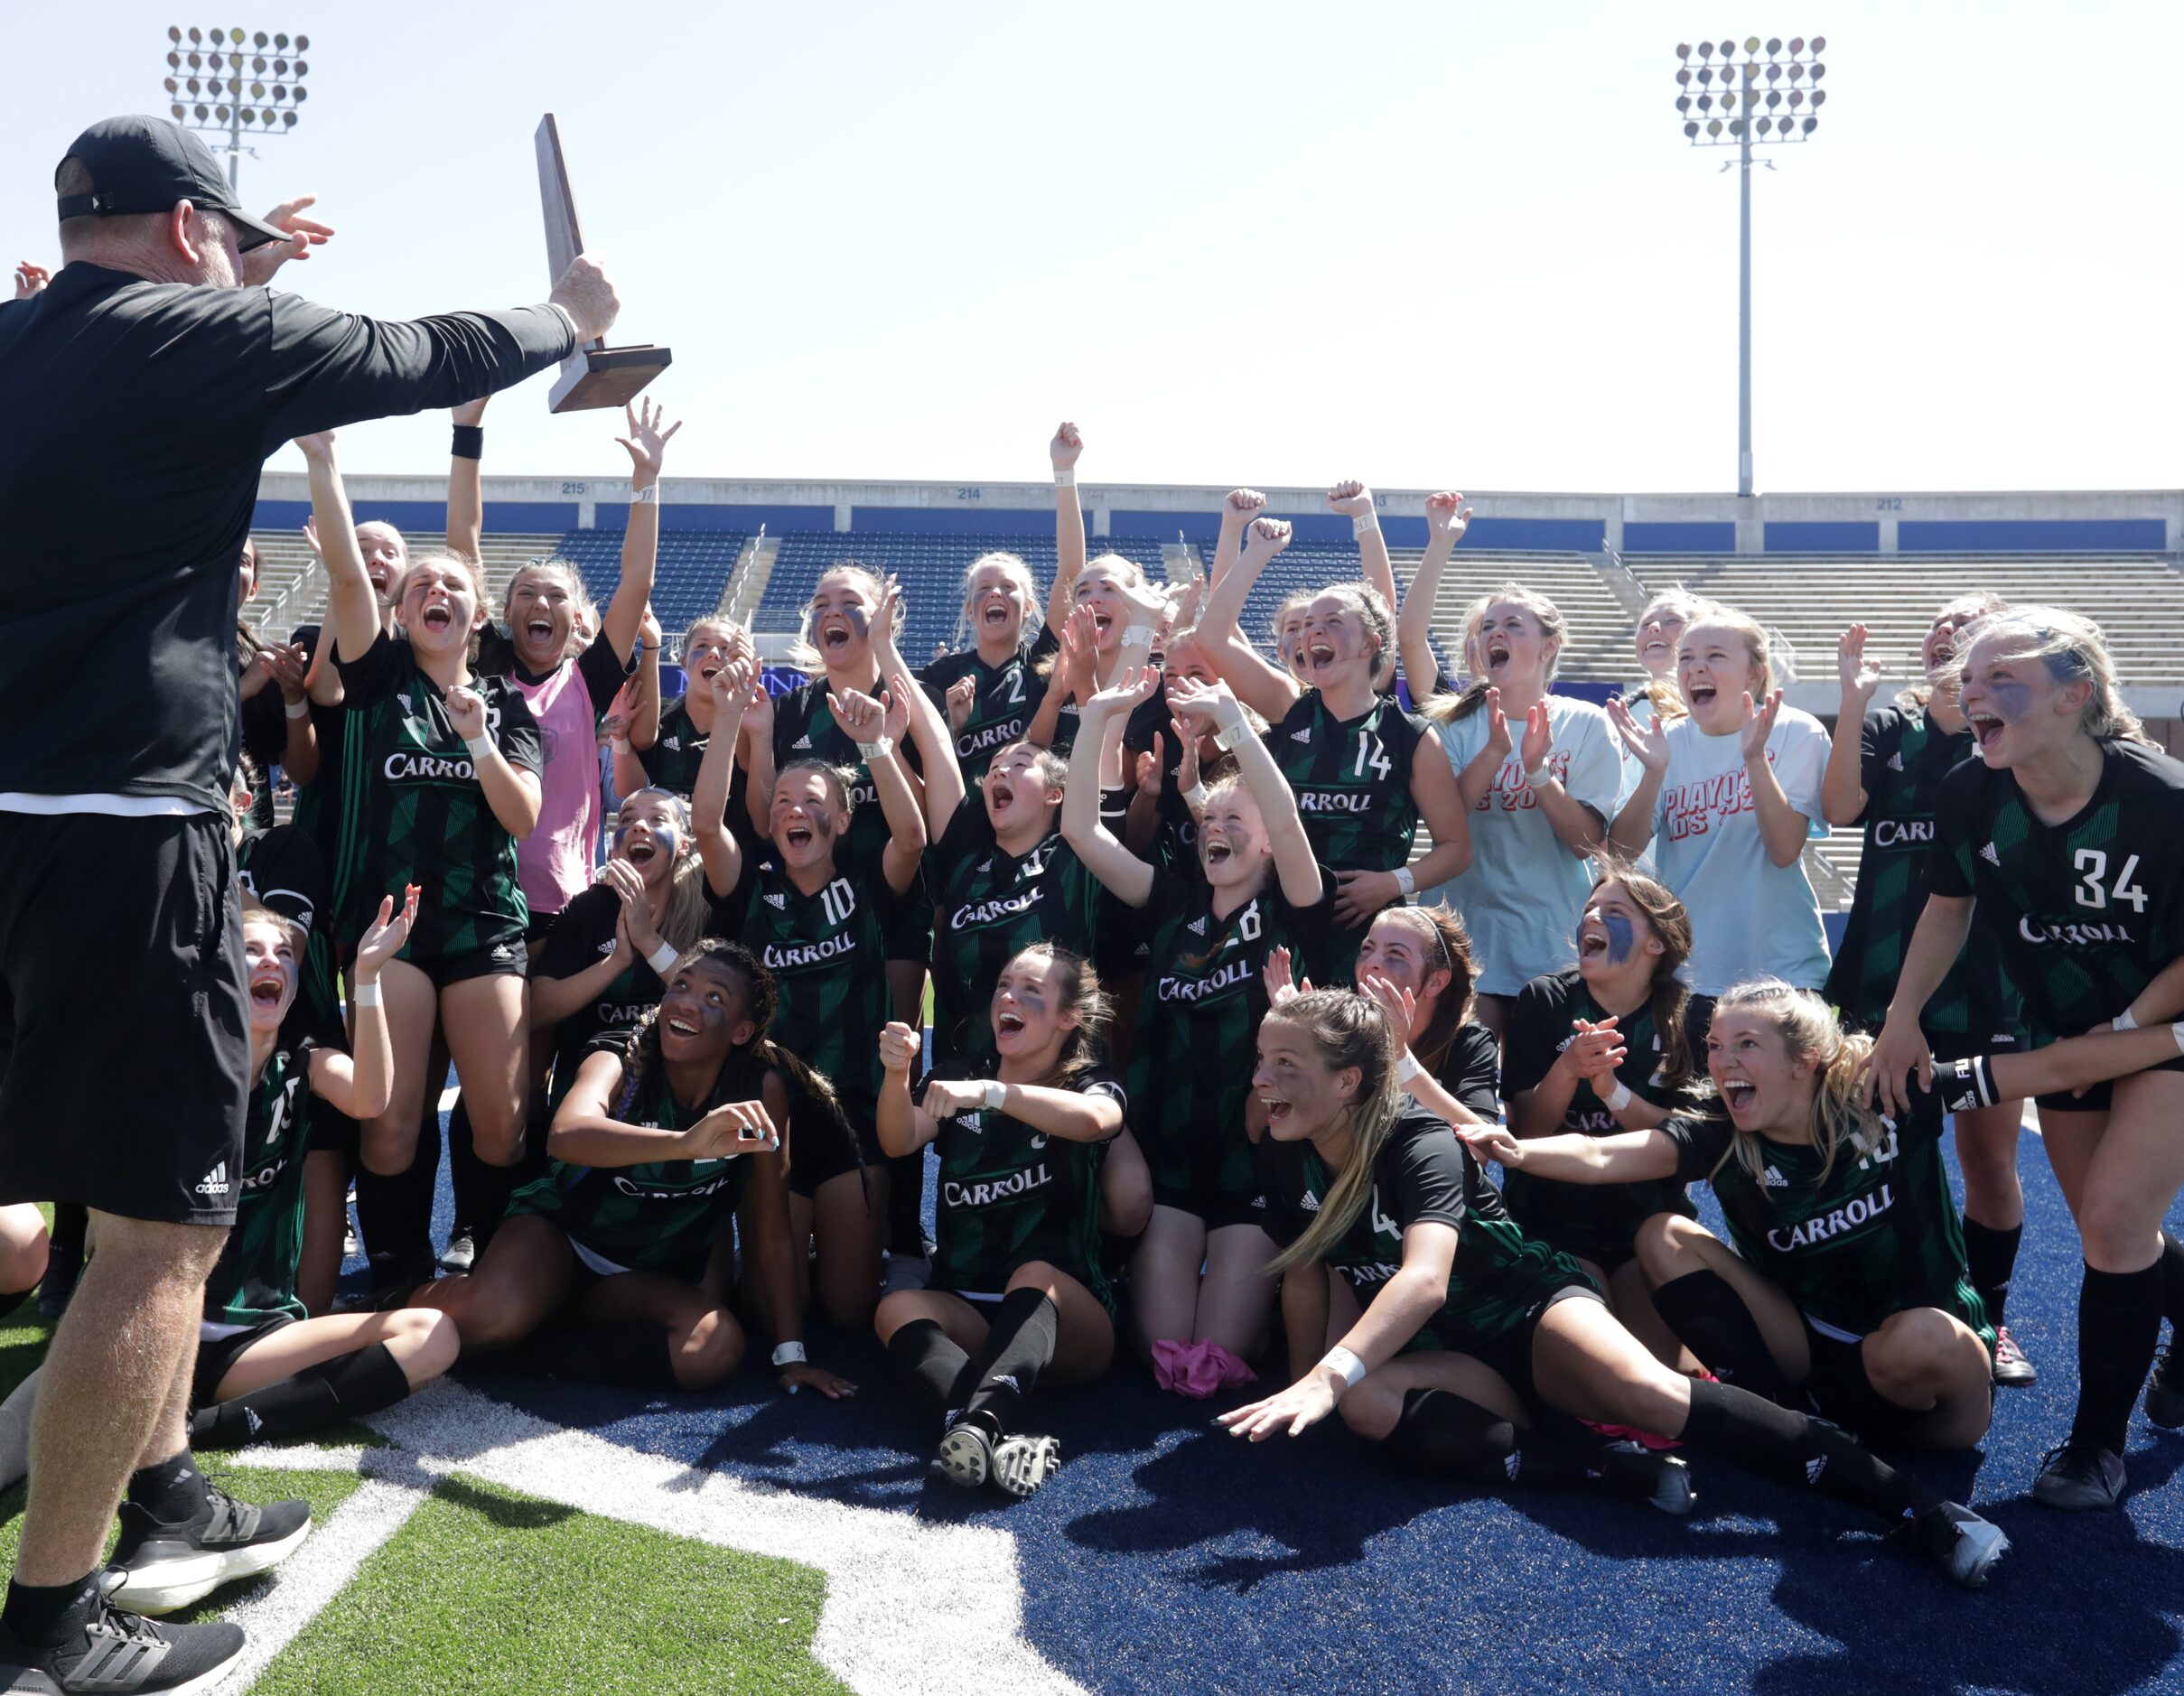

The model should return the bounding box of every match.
[1985,680,2035,722]
[1602,911,1636,965]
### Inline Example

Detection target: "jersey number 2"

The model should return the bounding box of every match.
[2073,850,2147,913]
[1352,732,1392,781]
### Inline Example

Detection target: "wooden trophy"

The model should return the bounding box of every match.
[536,112,672,413]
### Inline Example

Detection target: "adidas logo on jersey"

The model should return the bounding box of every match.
[1886,751,1904,771]
[195,1161,230,1197]
[596,938,618,956]
[792,734,814,750]
[1250,1194,1266,1209]
[396,692,415,715]
[1290,728,1311,744]
[764,891,788,909]
[1980,841,2002,867]
[662,736,681,751]
[1187,915,1209,935]
[1299,1191,1321,1213]
[1763,1166,1788,1188]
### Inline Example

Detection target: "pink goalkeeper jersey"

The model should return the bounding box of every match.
[510,653,607,920]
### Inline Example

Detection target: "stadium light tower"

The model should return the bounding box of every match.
[1675,34,1827,497]
[162,24,311,193]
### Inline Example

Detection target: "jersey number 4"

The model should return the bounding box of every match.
[1352,732,1392,781]
[2073,850,2147,913]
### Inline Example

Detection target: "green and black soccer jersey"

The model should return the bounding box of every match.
[1265,690,1426,874]
[202,1038,321,1329]
[919,626,1070,781]
[929,797,1109,1067]
[509,1049,769,1278]
[1825,705,2023,1051]
[718,850,899,1122]
[330,631,544,964]
[1657,1066,1993,1351]
[638,693,753,828]
[1432,1024,1505,1121]
[927,1067,1121,1318]
[1255,1104,1593,1355]
[770,675,940,872]
[533,885,665,1106]
[1928,737,2184,1040]
[1129,869,1336,1220]
[1498,969,1697,1268]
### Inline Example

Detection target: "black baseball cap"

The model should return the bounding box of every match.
[54,116,288,248]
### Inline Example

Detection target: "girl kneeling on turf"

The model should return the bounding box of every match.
[1223,990,2013,1589]
[190,890,460,1449]
[874,945,1124,1498]
[420,941,852,1399]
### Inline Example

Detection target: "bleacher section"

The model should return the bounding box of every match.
[764,531,1167,662]
[545,528,748,630]
[239,532,565,642]
[1390,549,1640,683]
[1629,554,2184,687]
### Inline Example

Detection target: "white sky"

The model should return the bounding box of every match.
[6,0,2179,495]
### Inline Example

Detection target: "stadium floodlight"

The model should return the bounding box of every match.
[162,23,309,191]
[1670,32,1831,498]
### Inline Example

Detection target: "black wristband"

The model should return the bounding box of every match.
[1968,1053,1999,1110]
[451,424,484,461]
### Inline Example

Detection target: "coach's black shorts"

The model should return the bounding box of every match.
[0,811,248,1225]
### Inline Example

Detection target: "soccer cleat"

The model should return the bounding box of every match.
[989,1433,1062,1500]
[2145,1340,2184,1429]
[931,1421,994,1491]
[2030,1440,2126,1512]
[33,1253,80,1326]
[1990,1326,2037,1388]
[0,1598,244,1694]
[1913,1501,2011,1589]
[437,1231,477,1274]
[1592,1441,1695,1517]
[106,1483,312,1615]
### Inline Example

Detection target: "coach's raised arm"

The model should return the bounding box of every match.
[0,114,616,815]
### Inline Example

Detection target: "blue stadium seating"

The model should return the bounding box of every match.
[546,528,748,630]
[767,532,1166,665]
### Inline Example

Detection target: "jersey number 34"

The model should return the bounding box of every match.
[2074,850,2147,913]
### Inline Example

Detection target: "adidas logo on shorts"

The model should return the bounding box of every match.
[490,944,516,964]
[663,736,681,751]
[1980,841,2002,867]
[793,734,814,750]
[195,1161,230,1197]
[1290,728,1311,744]
[1887,751,1904,771]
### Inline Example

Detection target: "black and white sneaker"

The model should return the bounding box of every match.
[2145,1340,2184,1429]
[1913,1500,2011,1589]
[2030,1440,2126,1512]
[1591,1440,1695,1517]
[0,1598,243,1693]
[106,1484,312,1615]
[989,1434,1062,1500]
[1990,1326,2037,1388]
[931,1421,994,1490]
[437,1231,476,1274]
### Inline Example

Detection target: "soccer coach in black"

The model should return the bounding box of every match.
[0,116,619,1691]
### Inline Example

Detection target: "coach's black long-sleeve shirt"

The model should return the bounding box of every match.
[0,263,576,813]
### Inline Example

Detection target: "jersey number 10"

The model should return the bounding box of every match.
[2074,850,2147,913]
[819,879,858,927]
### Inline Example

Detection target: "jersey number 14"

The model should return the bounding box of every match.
[2074,850,2147,913]
[1352,732,1392,781]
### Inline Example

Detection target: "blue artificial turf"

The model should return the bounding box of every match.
[391,1115,2184,1695]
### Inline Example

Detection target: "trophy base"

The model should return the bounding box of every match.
[547,345,674,414]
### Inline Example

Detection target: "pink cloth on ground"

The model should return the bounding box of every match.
[1150,1338,1258,1398]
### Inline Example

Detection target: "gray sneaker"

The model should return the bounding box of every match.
[2031,1440,2126,1512]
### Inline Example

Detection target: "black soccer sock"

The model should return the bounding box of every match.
[188,1343,415,1449]
[1383,1388,1596,1488]
[2158,1232,2184,1330]
[356,1115,443,1288]
[1961,1218,2023,1328]
[45,1203,86,1263]
[2,1574,103,1647]
[525,1323,684,1392]
[961,1289,1059,1439]
[2070,1260,2165,1454]
[1678,1377,1937,1521]
[1651,1270,1797,1405]
[449,1097,542,1256]
[126,1450,211,1523]
[887,1319,977,1425]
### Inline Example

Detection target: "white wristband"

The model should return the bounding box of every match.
[350,980,381,1008]
[464,733,496,764]
[2113,1008,2139,1031]
[1523,762,1552,787]
[1054,467,1077,488]
[285,698,311,720]
[611,737,632,756]
[984,1080,1008,1111]
[1351,511,1378,539]
[1181,781,1210,812]
[1393,865,1417,899]
[1604,1080,1634,1112]
[770,1341,807,1369]
[647,941,681,977]
[1320,1346,1367,1390]
[2170,1021,2184,1056]
[1395,1052,1421,1085]
[1117,625,1155,651]
[631,483,659,506]
[857,736,894,760]
[1211,712,1248,753]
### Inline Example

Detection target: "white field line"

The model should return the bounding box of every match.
[282,1383,1087,1696]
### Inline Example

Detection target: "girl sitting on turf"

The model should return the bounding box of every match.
[873,945,1125,1499]
[419,941,854,1400]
